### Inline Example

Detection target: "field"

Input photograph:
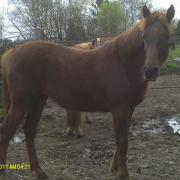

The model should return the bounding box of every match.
[0,73,180,180]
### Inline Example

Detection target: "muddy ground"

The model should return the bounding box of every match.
[1,73,180,180]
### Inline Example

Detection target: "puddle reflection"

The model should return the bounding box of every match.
[10,132,25,144]
[168,116,180,134]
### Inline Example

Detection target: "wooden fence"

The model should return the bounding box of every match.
[1,33,180,55]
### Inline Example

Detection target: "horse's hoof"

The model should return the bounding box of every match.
[37,172,48,179]
[85,119,92,124]
[110,167,130,180]
[66,128,84,138]
[113,173,131,180]
[36,169,48,179]
[75,128,84,138]
[31,167,48,179]
[118,176,132,180]
[117,171,131,180]
[66,128,74,137]
[110,158,118,174]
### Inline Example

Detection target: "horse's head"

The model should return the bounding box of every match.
[142,5,175,81]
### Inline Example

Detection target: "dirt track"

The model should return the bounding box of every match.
[1,73,180,180]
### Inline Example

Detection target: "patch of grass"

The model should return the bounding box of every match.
[161,48,180,74]
[168,47,180,60]
[0,108,4,122]
[0,108,5,118]
[162,61,180,74]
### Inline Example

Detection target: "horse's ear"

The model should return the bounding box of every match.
[167,5,175,23]
[143,5,151,18]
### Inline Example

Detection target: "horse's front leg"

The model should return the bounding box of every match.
[111,105,134,180]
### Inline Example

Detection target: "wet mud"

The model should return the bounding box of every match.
[1,73,180,180]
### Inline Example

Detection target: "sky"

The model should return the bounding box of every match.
[0,0,180,18]
[0,0,7,8]
[152,0,180,19]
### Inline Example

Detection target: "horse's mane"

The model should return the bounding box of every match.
[100,12,164,56]
[100,25,143,56]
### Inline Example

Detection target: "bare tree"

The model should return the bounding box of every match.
[8,0,53,40]
[8,0,94,40]
[0,10,5,38]
[122,0,152,27]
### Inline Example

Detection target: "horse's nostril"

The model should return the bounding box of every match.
[143,66,148,73]
[143,66,159,80]
[152,67,158,74]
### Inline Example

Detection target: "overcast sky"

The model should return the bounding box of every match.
[0,0,180,18]
[152,0,180,19]
[0,0,7,9]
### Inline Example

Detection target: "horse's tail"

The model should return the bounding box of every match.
[1,66,10,115]
[1,48,16,114]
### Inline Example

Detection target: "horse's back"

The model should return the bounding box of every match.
[0,41,101,104]
[0,40,135,111]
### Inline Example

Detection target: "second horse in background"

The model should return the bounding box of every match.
[66,40,97,137]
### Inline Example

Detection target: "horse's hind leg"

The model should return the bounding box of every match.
[0,103,26,171]
[66,110,83,137]
[23,96,47,179]
[85,112,91,124]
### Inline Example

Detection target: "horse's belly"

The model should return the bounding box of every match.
[52,95,110,112]
[61,104,110,112]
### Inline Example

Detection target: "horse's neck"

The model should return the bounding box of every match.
[114,24,144,57]
[113,24,146,84]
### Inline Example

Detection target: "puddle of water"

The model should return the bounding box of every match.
[168,116,180,134]
[135,115,180,136]
[10,132,25,144]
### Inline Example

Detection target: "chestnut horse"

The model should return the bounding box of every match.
[0,41,96,136]
[0,5,175,179]
[67,40,97,137]
[72,39,96,50]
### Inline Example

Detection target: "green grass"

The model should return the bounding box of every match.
[161,47,180,74]
[0,108,5,118]
[168,47,180,60]
[0,108,5,123]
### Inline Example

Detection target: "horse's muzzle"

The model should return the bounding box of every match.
[143,66,159,81]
